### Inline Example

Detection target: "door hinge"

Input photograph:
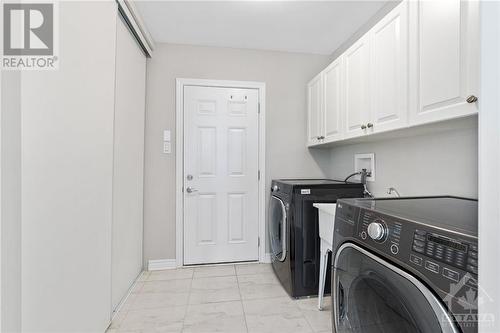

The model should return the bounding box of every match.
[258,170,261,180]
[258,103,261,114]
[258,237,261,247]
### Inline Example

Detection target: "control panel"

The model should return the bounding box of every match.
[335,197,478,317]
[349,206,478,289]
[412,230,478,275]
[358,211,403,256]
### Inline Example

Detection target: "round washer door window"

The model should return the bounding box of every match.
[269,196,286,261]
[333,244,459,333]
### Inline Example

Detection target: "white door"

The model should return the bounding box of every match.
[410,0,479,125]
[307,73,323,146]
[323,57,343,143]
[344,35,371,139]
[183,86,259,265]
[370,1,409,133]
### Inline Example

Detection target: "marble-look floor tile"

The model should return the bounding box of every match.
[235,263,273,276]
[193,265,236,278]
[147,268,193,282]
[183,301,247,333]
[120,293,138,312]
[130,292,189,310]
[296,298,332,332]
[243,297,312,333]
[140,279,191,294]
[189,276,240,304]
[119,306,186,333]
[237,273,287,300]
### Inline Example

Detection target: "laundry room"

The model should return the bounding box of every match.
[1,1,498,333]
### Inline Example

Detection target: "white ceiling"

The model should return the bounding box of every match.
[135,1,388,55]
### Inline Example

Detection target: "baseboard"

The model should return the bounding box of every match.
[262,253,272,264]
[148,259,177,271]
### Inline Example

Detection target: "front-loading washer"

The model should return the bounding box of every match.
[331,196,478,333]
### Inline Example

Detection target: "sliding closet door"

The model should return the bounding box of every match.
[111,15,147,311]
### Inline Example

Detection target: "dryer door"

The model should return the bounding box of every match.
[333,243,459,333]
[269,195,287,261]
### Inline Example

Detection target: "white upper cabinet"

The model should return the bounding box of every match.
[306,0,478,147]
[323,57,344,142]
[370,1,409,133]
[307,73,323,146]
[344,34,371,139]
[410,0,479,125]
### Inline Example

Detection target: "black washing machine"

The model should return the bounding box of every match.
[269,179,364,298]
[332,196,478,333]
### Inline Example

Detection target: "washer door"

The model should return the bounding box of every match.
[269,195,287,261]
[333,243,459,333]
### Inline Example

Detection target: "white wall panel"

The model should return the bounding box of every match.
[111,15,147,312]
[20,2,118,331]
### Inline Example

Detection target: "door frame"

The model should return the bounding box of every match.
[175,78,266,267]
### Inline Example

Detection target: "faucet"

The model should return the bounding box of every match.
[344,169,373,198]
[387,187,401,197]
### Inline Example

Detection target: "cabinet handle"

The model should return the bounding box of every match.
[361,124,367,130]
[367,123,374,128]
[466,95,478,103]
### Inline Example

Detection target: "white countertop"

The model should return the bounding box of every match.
[312,203,337,215]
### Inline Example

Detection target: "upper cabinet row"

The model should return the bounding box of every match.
[307,0,479,147]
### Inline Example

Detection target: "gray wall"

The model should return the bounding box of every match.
[324,117,478,199]
[327,1,401,62]
[143,0,479,263]
[144,43,331,263]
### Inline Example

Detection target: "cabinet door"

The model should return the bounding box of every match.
[323,57,343,143]
[307,73,323,146]
[410,0,479,125]
[370,1,409,133]
[344,35,371,139]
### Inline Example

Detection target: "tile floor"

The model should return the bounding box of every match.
[107,263,332,333]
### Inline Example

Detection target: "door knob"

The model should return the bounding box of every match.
[466,95,478,103]
[367,123,374,128]
[186,187,197,193]
[361,124,367,130]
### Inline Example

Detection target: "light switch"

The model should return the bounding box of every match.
[163,130,171,142]
[163,142,171,154]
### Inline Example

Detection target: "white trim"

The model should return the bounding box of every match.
[147,259,177,271]
[478,2,500,331]
[175,78,267,267]
[116,0,155,57]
